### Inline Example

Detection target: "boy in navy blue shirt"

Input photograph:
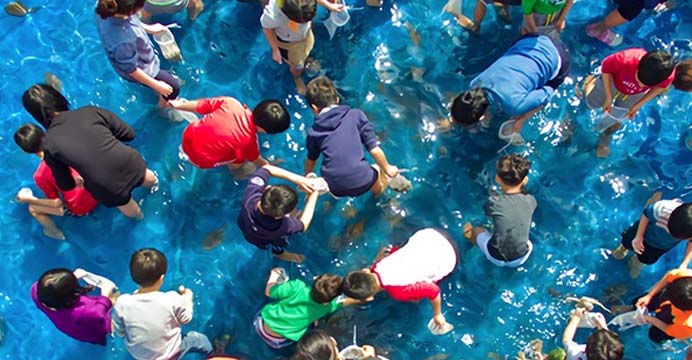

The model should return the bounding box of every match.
[304,76,398,198]
[237,165,320,263]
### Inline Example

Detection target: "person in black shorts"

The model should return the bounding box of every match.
[447,0,521,33]
[22,84,158,219]
[586,0,669,47]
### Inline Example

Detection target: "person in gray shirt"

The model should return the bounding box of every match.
[464,154,537,267]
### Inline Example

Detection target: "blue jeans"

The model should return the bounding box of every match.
[177,331,213,359]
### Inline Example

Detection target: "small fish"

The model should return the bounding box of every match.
[425,355,449,360]
[4,1,38,17]
[547,287,561,297]
[44,72,63,92]
[202,227,225,250]
[404,22,421,46]
[487,353,503,360]
[341,205,357,219]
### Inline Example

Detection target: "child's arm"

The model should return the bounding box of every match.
[304,159,317,176]
[262,29,283,64]
[369,147,399,178]
[626,86,668,119]
[168,99,200,112]
[680,242,692,269]
[253,156,270,167]
[523,13,538,33]
[44,154,77,191]
[264,268,283,297]
[601,73,615,113]
[554,0,574,31]
[561,307,584,345]
[430,294,447,327]
[97,107,136,142]
[17,196,63,208]
[262,164,315,193]
[129,68,173,98]
[636,272,669,308]
[299,191,320,231]
[176,286,194,324]
[631,214,650,255]
[317,0,345,12]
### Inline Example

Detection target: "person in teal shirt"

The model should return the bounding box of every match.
[521,0,573,35]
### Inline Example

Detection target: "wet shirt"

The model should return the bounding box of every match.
[42,107,146,208]
[601,48,675,95]
[237,168,305,253]
[261,280,342,341]
[484,193,537,261]
[522,0,567,15]
[260,0,312,42]
[372,228,457,302]
[470,35,560,117]
[34,161,98,216]
[97,15,160,81]
[181,97,259,168]
[564,340,586,360]
[31,283,112,345]
[643,199,686,250]
[306,106,379,196]
[112,291,192,360]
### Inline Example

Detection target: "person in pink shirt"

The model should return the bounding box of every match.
[14,123,99,240]
[32,268,117,345]
[581,49,675,157]
[340,228,459,330]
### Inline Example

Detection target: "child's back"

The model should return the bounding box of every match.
[485,192,536,261]
[113,291,192,360]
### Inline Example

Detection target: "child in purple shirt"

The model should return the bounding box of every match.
[32,268,117,345]
[237,165,320,263]
[304,76,398,198]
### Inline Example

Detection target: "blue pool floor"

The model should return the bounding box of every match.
[0,0,691,359]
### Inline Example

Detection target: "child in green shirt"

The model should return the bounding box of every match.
[521,0,573,35]
[254,268,360,349]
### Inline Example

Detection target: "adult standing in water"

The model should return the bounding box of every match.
[22,84,157,219]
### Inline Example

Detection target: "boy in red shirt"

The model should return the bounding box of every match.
[14,123,98,240]
[582,49,675,157]
[169,97,291,177]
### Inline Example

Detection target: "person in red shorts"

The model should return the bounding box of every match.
[14,123,98,240]
[340,228,459,330]
[169,97,291,177]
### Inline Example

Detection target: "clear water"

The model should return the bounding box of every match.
[0,0,691,359]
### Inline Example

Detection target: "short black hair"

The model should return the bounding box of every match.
[306,76,339,110]
[451,87,489,125]
[669,203,692,239]
[261,185,298,218]
[311,274,343,304]
[21,84,69,129]
[295,330,337,360]
[14,123,44,154]
[668,277,692,311]
[130,248,168,287]
[37,268,93,309]
[253,99,290,134]
[585,329,623,360]
[496,154,531,187]
[637,50,675,86]
[341,271,378,300]
[674,60,692,92]
[281,0,317,23]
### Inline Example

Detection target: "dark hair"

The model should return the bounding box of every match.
[295,330,337,360]
[637,50,675,86]
[451,87,489,125]
[496,154,531,186]
[261,185,298,218]
[14,123,44,154]
[95,0,146,19]
[252,100,290,134]
[667,277,692,311]
[341,271,378,300]
[21,84,70,128]
[585,329,623,360]
[37,268,94,309]
[306,76,339,109]
[669,203,692,239]
[311,274,342,304]
[280,0,317,23]
[130,248,167,287]
[674,60,692,92]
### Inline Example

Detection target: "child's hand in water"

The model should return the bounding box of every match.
[636,294,651,309]
[385,165,399,178]
[168,99,186,109]
[433,313,447,328]
[323,0,345,12]
[361,345,376,357]
[271,48,282,64]
[632,235,645,255]
[153,81,174,97]
[626,104,642,119]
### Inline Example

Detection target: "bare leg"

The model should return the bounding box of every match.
[612,244,628,260]
[369,165,389,197]
[290,66,307,95]
[597,123,621,158]
[28,205,65,240]
[143,169,158,188]
[273,251,306,263]
[474,0,487,26]
[187,0,204,20]
[118,198,144,220]
[463,223,486,246]
[628,256,644,278]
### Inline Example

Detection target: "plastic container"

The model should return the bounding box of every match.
[427,318,454,335]
[153,28,183,62]
[498,120,526,146]
[595,106,628,132]
[323,0,350,39]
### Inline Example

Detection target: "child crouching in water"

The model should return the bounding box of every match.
[304,76,399,198]
[465,154,537,267]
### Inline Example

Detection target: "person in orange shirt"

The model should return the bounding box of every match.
[636,269,692,342]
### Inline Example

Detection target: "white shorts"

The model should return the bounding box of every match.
[477,231,533,268]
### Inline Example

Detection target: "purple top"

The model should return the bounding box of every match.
[237,168,305,254]
[31,282,113,345]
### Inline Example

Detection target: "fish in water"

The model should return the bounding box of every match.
[4,1,39,16]
[202,227,225,250]
[44,72,63,92]
[0,316,6,346]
